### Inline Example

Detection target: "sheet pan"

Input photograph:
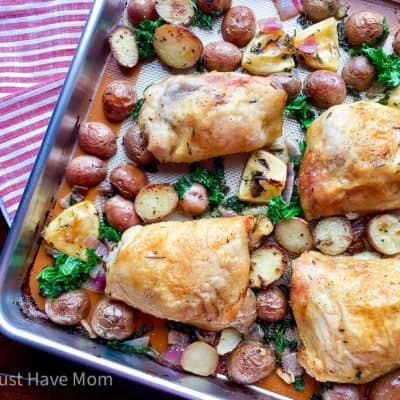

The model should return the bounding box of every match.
[1,1,399,399]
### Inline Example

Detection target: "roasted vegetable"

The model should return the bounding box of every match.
[134,19,164,59]
[239,150,287,204]
[37,248,99,298]
[108,26,139,68]
[284,95,316,131]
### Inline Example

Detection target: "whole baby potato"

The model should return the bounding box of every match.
[342,56,376,92]
[127,0,157,26]
[104,195,142,232]
[203,41,242,72]
[368,370,400,400]
[123,125,156,168]
[304,70,347,108]
[303,0,340,22]
[78,122,117,159]
[197,0,231,15]
[110,164,147,199]
[102,80,137,122]
[322,384,364,400]
[65,155,106,187]
[271,72,302,100]
[256,286,288,323]
[221,6,256,47]
[344,11,386,48]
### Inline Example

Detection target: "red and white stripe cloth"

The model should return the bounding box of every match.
[0,0,93,222]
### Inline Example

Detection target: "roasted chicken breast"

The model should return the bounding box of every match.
[106,216,255,331]
[138,72,287,163]
[291,251,400,384]
[299,101,400,220]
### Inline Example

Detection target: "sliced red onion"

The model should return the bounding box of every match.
[168,330,190,347]
[281,352,304,377]
[258,17,282,33]
[123,335,150,349]
[282,162,295,204]
[93,272,106,292]
[284,137,301,159]
[195,329,218,346]
[84,265,106,293]
[161,345,185,369]
[274,0,300,20]
[89,263,104,279]
[216,355,228,375]
[220,208,238,218]
[95,241,109,259]
[297,34,317,55]
[84,235,99,249]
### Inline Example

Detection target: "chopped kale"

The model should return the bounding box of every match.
[134,19,164,59]
[260,316,297,354]
[267,186,302,225]
[131,98,144,121]
[222,196,248,213]
[191,0,213,29]
[37,248,99,298]
[297,13,313,29]
[107,340,159,358]
[293,375,305,391]
[99,219,121,242]
[285,95,317,131]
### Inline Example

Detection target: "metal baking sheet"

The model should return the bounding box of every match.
[1,1,399,399]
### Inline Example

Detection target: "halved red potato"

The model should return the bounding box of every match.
[153,24,203,69]
[274,217,313,254]
[313,216,353,256]
[249,245,285,289]
[134,183,178,223]
[155,0,194,25]
[367,214,400,256]
[108,26,139,68]
[181,341,219,376]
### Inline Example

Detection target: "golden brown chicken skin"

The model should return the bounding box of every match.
[138,72,287,163]
[291,251,400,384]
[106,216,254,331]
[299,101,400,220]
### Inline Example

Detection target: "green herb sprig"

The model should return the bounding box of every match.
[222,196,248,213]
[357,44,400,89]
[37,248,99,298]
[293,376,305,391]
[134,19,164,59]
[173,158,227,209]
[131,98,144,121]
[107,340,159,358]
[99,220,121,242]
[285,95,316,131]
[267,186,302,225]
[191,0,213,29]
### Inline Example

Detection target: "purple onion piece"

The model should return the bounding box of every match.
[83,235,99,249]
[168,330,190,347]
[95,241,109,259]
[220,208,238,218]
[161,345,185,370]
[280,352,304,377]
[282,162,295,204]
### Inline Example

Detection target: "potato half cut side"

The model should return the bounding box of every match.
[367,214,400,255]
[216,328,242,355]
[134,183,178,223]
[108,26,139,68]
[155,0,194,25]
[274,217,313,254]
[153,24,203,69]
[181,341,219,376]
[313,216,353,255]
[249,245,285,289]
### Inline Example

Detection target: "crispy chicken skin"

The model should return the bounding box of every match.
[299,101,400,220]
[291,251,400,384]
[106,216,254,331]
[138,72,287,163]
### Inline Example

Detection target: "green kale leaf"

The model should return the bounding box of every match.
[37,248,99,298]
[134,19,164,59]
[267,186,302,225]
[285,95,317,131]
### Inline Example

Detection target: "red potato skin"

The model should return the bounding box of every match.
[65,155,106,187]
[322,384,364,400]
[197,0,231,15]
[102,80,137,122]
[123,125,156,168]
[393,30,400,56]
[203,41,242,72]
[78,122,117,159]
[368,370,400,400]
[256,286,288,323]
[110,164,147,199]
[104,195,142,232]
[127,0,157,26]
[342,56,376,92]
[304,70,347,109]
[221,6,256,48]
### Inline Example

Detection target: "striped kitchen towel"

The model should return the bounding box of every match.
[0,0,93,223]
